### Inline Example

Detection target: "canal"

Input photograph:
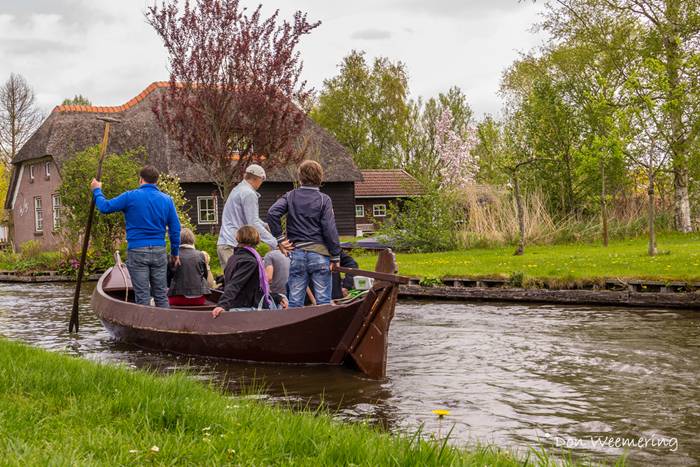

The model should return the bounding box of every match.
[0,282,698,465]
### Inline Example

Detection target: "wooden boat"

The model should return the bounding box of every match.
[91,249,408,379]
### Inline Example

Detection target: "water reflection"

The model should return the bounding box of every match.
[0,282,698,465]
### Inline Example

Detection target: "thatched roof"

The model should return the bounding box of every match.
[11,82,362,185]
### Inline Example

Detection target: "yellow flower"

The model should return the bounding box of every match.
[432,409,450,417]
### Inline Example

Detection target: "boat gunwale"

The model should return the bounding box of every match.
[92,270,371,336]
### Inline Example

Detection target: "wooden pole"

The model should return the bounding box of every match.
[69,120,113,333]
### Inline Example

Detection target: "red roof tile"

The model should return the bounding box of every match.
[52,81,170,114]
[355,169,424,198]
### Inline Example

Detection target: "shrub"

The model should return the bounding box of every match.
[158,172,194,231]
[379,188,461,253]
[19,240,42,259]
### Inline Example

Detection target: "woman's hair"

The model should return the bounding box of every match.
[236,225,260,246]
[298,160,324,186]
[180,227,196,246]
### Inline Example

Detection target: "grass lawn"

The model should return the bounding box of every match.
[355,233,700,283]
[0,339,571,466]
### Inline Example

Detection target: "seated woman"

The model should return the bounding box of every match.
[167,228,210,306]
[212,226,285,318]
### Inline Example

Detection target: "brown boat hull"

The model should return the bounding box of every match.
[90,250,405,378]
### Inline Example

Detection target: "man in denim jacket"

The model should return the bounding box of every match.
[267,160,341,307]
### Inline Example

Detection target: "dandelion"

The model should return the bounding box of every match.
[432,409,450,439]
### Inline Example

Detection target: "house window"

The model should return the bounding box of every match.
[52,194,61,230]
[34,196,43,232]
[197,196,218,225]
[373,204,387,217]
[45,161,51,177]
[355,205,365,218]
[29,164,35,181]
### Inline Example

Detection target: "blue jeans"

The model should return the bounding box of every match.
[126,246,169,308]
[288,249,331,307]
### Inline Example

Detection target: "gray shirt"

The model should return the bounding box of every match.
[217,180,278,249]
[264,249,290,295]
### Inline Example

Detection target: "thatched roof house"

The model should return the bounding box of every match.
[5,82,362,250]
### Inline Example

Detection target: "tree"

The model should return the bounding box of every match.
[434,108,478,189]
[61,95,92,106]
[146,0,320,196]
[0,73,42,165]
[58,146,142,254]
[404,87,474,183]
[311,51,411,169]
[544,0,700,232]
[157,172,193,231]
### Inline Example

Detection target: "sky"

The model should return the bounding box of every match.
[0,0,547,118]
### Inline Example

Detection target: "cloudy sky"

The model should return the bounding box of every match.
[0,0,547,118]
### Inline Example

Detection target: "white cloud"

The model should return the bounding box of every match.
[0,0,547,117]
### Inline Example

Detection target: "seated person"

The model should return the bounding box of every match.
[212,226,285,317]
[264,247,290,309]
[167,228,210,306]
[201,251,217,289]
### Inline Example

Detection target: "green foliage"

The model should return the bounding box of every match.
[0,338,558,466]
[61,94,92,106]
[379,187,461,253]
[58,145,141,254]
[0,163,9,223]
[311,50,411,169]
[157,172,193,231]
[0,241,61,272]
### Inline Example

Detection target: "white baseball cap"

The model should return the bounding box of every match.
[245,164,266,180]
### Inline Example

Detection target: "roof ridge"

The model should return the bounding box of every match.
[52,81,170,114]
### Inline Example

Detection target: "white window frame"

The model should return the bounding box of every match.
[29,164,35,181]
[373,204,387,218]
[355,205,365,218]
[197,196,218,225]
[52,194,61,230]
[34,196,43,232]
[45,161,51,177]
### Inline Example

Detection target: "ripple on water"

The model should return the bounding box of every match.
[0,285,699,465]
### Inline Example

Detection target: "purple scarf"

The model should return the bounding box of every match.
[243,246,272,308]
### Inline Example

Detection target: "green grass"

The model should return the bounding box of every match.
[0,339,575,466]
[356,233,700,283]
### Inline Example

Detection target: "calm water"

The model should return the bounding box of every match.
[1,282,699,466]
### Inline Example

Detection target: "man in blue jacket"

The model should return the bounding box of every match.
[267,160,341,307]
[90,165,181,308]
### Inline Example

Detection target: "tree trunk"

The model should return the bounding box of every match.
[648,173,657,257]
[600,158,608,247]
[513,172,525,256]
[673,167,692,232]
[664,0,692,233]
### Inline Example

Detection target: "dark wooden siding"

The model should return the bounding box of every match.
[181,182,356,237]
[355,197,405,230]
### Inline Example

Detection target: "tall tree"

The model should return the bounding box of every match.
[0,73,42,165]
[404,86,474,183]
[310,51,411,169]
[146,0,320,196]
[61,95,92,106]
[544,0,700,232]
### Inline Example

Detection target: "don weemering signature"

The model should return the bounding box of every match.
[544,433,679,452]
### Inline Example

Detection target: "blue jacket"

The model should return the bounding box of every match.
[267,186,341,262]
[93,184,181,256]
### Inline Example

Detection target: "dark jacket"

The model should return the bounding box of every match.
[218,248,263,310]
[332,252,358,299]
[167,246,210,297]
[267,186,341,262]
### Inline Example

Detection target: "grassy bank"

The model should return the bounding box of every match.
[356,233,700,283]
[0,339,566,466]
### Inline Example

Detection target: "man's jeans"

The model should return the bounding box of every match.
[126,246,169,308]
[288,249,331,307]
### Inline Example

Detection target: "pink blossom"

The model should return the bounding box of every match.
[435,109,478,188]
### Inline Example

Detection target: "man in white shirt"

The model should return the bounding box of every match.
[216,164,291,268]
